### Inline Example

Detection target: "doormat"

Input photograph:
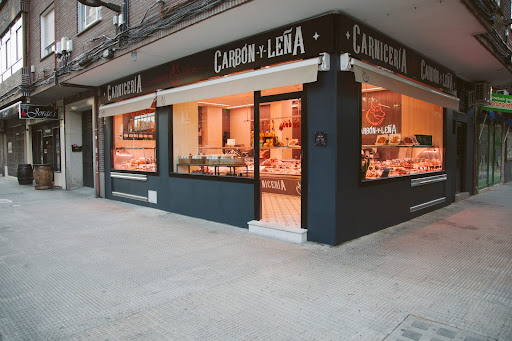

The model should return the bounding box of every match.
[383,315,496,341]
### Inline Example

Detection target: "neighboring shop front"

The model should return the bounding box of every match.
[99,12,464,245]
[480,93,512,185]
[0,102,64,185]
[1,102,26,177]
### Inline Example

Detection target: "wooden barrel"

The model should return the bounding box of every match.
[17,164,33,185]
[33,164,54,190]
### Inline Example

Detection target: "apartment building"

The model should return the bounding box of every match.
[1,0,511,245]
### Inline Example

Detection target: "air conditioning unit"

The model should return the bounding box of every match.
[473,82,492,105]
[496,89,509,95]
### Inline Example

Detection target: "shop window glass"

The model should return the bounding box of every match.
[488,124,495,184]
[493,124,502,184]
[172,92,254,178]
[361,83,444,180]
[113,110,157,172]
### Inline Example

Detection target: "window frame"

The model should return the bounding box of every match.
[78,4,101,33]
[110,110,159,175]
[168,102,254,184]
[40,6,55,59]
[359,83,447,183]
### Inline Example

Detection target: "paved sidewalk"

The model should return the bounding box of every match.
[0,176,511,341]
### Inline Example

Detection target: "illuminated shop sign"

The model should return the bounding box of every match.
[101,14,335,104]
[100,12,456,105]
[481,93,512,113]
[214,26,306,74]
[19,104,58,120]
[106,74,143,101]
[337,14,455,93]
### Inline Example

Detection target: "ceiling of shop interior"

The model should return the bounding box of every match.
[68,0,512,90]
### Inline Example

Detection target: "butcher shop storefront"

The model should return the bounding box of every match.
[99,12,462,245]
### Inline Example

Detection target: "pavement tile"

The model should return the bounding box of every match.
[0,177,511,340]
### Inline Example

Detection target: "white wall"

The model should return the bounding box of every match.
[270,101,293,160]
[229,107,252,148]
[54,101,66,189]
[204,106,223,150]
[65,111,84,189]
[173,102,199,168]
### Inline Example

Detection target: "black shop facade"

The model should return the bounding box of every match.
[99,12,462,245]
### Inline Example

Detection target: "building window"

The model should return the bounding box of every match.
[360,83,444,180]
[172,92,255,178]
[41,7,55,58]
[1,17,23,81]
[113,110,157,173]
[78,4,101,32]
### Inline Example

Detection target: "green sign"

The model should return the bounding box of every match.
[481,93,512,113]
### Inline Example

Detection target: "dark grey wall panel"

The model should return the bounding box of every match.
[158,177,254,228]
[410,181,446,207]
[445,109,456,203]
[111,177,148,197]
[305,54,339,245]
[105,104,254,228]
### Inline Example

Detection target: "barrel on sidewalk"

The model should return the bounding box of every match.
[33,164,54,190]
[17,164,33,185]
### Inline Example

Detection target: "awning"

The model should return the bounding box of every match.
[156,57,320,107]
[99,93,156,118]
[340,54,459,111]
[0,101,21,120]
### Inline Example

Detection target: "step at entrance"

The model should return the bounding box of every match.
[248,220,307,243]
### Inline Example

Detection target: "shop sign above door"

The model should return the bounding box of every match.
[19,104,58,120]
[481,93,512,113]
[0,101,21,120]
[337,13,456,93]
[100,14,336,104]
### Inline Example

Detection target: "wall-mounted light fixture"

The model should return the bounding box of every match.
[56,37,73,58]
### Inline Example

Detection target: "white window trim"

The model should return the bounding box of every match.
[41,7,55,58]
[78,4,101,33]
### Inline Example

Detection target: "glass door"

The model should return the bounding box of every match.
[493,124,502,184]
[257,97,303,228]
[478,123,489,189]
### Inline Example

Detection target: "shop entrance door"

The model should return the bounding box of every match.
[455,122,466,193]
[42,135,54,166]
[257,96,303,229]
[82,111,94,188]
[32,130,43,165]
